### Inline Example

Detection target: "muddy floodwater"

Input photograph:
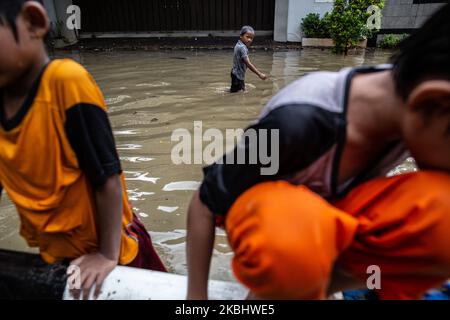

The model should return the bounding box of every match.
[1,48,406,281]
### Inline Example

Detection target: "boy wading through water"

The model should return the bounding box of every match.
[187,4,450,300]
[230,26,267,93]
[0,0,166,300]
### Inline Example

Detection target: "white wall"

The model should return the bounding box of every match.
[43,0,77,45]
[274,0,289,42]
[43,0,57,23]
[275,0,334,42]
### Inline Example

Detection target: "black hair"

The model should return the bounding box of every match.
[0,0,43,40]
[240,26,255,36]
[391,3,450,100]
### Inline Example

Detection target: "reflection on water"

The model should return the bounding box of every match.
[162,181,201,192]
[0,49,395,281]
[157,206,179,213]
[388,157,418,176]
[124,171,160,184]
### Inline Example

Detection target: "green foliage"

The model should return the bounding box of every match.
[301,13,331,38]
[321,12,332,38]
[328,0,384,54]
[378,33,409,49]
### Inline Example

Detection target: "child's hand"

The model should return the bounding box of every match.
[68,252,118,300]
[259,73,268,80]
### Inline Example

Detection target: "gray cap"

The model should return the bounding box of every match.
[240,25,255,35]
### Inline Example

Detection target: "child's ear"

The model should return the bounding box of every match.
[21,1,49,39]
[407,80,450,118]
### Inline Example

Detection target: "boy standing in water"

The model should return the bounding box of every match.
[0,0,165,299]
[230,26,267,93]
[188,4,450,300]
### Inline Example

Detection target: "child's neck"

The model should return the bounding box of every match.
[338,70,406,184]
[3,49,49,120]
[5,49,49,98]
[347,70,405,143]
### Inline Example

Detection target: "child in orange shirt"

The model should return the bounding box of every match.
[0,0,165,299]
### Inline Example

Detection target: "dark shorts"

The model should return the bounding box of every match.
[126,214,167,272]
[230,72,245,93]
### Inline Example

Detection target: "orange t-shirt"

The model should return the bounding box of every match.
[0,59,138,264]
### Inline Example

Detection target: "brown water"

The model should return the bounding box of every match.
[0,48,397,281]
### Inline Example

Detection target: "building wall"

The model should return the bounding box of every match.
[274,0,289,42]
[43,0,77,44]
[274,0,446,43]
[274,0,333,42]
[72,0,275,33]
[43,0,57,23]
[381,0,446,31]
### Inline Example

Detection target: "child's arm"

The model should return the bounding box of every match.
[70,174,123,300]
[186,191,216,300]
[186,105,325,299]
[53,60,128,300]
[243,57,267,80]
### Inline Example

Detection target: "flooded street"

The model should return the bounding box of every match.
[0,49,394,281]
